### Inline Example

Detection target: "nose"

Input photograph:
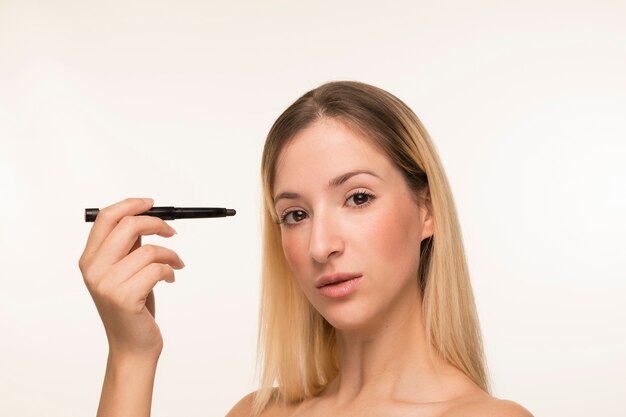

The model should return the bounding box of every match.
[308,208,344,264]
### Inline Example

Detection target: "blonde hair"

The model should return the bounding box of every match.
[252,81,489,416]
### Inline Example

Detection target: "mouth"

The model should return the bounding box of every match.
[317,275,362,299]
[315,272,362,288]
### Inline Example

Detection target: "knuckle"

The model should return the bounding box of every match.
[78,254,94,274]
[161,264,175,282]
[81,266,100,286]
[147,262,163,275]
[163,263,174,275]
[98,207,116,221]
[148,263,172,279]
[142,244,159,257]
[81,266,93,283]
[119,215,138,228]
[94,279,113,299]
[78,256,86,272]
[159,263,172,277]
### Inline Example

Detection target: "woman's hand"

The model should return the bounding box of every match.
[78,197,185,361]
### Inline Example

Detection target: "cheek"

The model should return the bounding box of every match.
[360,202,422,275]
[281,231,309,277]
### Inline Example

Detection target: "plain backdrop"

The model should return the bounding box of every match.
[1,1,625,416]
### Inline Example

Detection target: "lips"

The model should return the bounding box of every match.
[315,272,362,288]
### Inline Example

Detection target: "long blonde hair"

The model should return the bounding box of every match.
[253,81,489,416]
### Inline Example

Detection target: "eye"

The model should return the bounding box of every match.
[278,209,308,227]
[278,190,376,228]
[346,190,375,208]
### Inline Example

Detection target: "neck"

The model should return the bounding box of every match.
[324,288,461,406]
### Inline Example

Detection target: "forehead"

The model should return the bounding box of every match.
[273,118,392,191]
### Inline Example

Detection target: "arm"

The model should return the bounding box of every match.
[79,198,184,416]
[96,353,159,417]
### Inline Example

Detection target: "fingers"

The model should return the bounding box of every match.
[122,263,177,313]
[80,198,155,264]
[109,243,185,285]
[93,214,177,268]
[78,198,184,359]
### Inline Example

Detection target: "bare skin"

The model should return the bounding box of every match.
[79,197,185,417]
[80,121,532,417]
[228,118,533,417]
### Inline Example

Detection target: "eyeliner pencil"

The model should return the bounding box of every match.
[85,206,236,222]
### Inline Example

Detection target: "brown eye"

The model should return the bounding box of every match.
[280,210,308,226]
[347,191,375,207]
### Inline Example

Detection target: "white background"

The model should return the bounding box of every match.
[1,1,625,416]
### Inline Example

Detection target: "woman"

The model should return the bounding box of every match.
[79,81,532,417]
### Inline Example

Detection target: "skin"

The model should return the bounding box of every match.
[79,197,185,417]
[227,118,533,417]
[79,120,532,416]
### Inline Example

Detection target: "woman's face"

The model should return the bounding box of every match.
[273,118,433,331]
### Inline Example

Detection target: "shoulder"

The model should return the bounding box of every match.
[225,389,294,417]
[442,396,533,417]
[225,391,256,417]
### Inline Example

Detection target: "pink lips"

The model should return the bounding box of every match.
[316,273,362,299]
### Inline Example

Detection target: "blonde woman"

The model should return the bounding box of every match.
[79,81,532,417]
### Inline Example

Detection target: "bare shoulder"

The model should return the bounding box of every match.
[225,389,294,417]
[442,396,534,417]
[225,391,256,417]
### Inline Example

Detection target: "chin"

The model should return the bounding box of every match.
[316,301,374,332]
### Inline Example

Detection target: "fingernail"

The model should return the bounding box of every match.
[143,198,154,205]
[170,227,178,235]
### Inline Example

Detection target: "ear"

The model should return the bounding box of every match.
[420,186,434,241]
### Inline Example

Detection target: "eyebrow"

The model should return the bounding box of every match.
[273,169,380,204]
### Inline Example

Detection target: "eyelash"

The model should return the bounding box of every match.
[278,190,376,228]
